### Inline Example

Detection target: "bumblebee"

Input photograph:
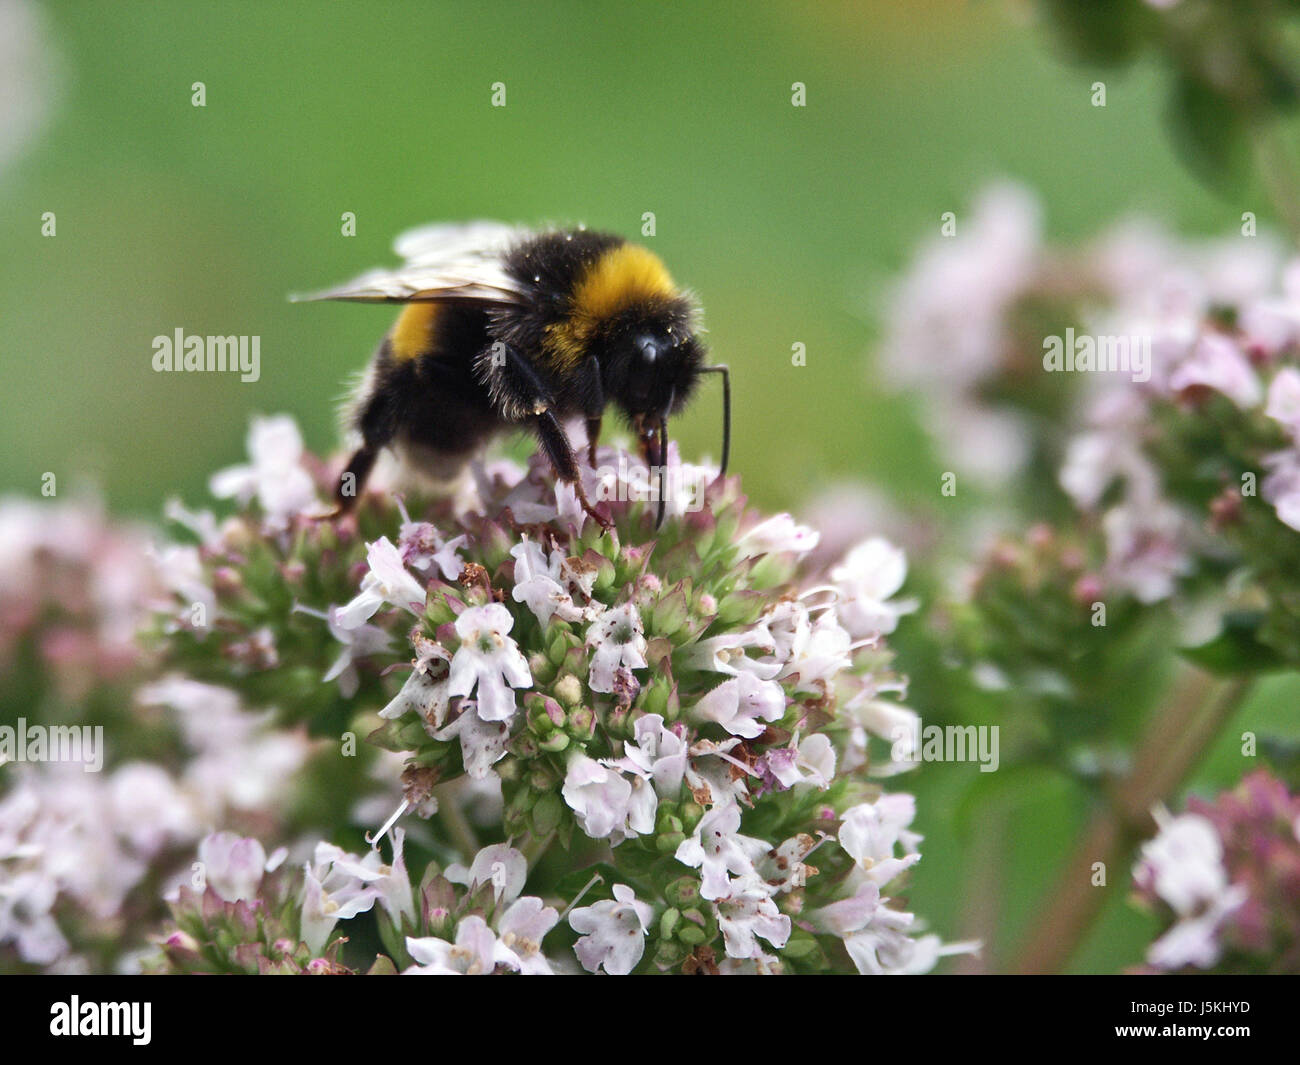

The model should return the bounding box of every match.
[295,222,730,528]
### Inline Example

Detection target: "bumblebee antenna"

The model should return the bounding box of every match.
[655,419,669,530]
[699,364,731,476]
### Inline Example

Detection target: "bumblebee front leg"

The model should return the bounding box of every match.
[534,410,614,531]
[580,356,604,467]
[483,343,611,529]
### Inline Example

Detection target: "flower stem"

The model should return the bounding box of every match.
[521,829,556,870]
[433,782,479,861]
[1012,672,1252,974]
[953,807,1006,974]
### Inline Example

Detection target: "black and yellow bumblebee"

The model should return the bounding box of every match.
[295,222,730,528]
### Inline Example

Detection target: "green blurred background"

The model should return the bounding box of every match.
[1,0,1284,973]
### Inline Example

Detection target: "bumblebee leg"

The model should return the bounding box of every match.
[332,447,378,516]
[534,410,613,531]
[328,368,404,518]
[579,356,605,467]
[477,342,554,421]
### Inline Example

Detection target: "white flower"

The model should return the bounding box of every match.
[496,896,559,975]
[209,415,318,530]
[510,538,596,627]
[447,604,532,722]
[1102,500,1191,604]
[135,676,308,818]
[397,502,466,580]
[318,606,393,698]
[374,828,416,929]
[756,834,819,893]
[197,833,282,903]
[1263,448,1300,531]
[1058,391,1161,510]
[674,803,768,900]
[809,881,972,974]
[162,497,222,549]
[432,705,511,780]
[844,913,955,975]
[108,763,198,856]
[1240,259,1300,354]
[569,884,653,975]
[612,714,687,798]
[878,183,1041,482]
[763,732,836,790]
[1134,811,1230,917]
[830,538,917,638]
[846,696,922,773]
[445,844,527,906]
[585,602,648,693]
[682,629,781,680]
[882,181,1040,389]
[562,754,635,840]
[1147,885,1248,970]
[378,667,452,728]
[626,776,659,837]
[685,739,752,809]
[839,795,923,885]
[405,916,517,975]
[694,672,786,739]
[755,599,810,665]
[1266,367,1300,438]
[151,543,216,634]
[1168,334,1262,408]
[299,842,387,954]
[736,513,820,557]
[778,610,853,691]
[336,537,427,627]
[714,876,791,960]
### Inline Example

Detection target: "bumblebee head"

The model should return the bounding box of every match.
[595,302,704,465]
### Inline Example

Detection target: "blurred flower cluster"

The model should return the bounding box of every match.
[885,182,1300,671]
[1134,770,1300,973]
[880,182,1300,972]
[0,496,310,971]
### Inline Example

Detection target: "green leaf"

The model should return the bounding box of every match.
[1165,72,1248,188]
[1039,0,1150,68]
[953,762,1079,840]
[1180,611,1290,675]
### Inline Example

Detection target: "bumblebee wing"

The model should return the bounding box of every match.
[291,220,530,305]
[392,220,521,263]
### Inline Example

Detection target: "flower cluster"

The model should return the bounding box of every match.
[884,184,1300,669]
[0,492,305,971]
[158,834,560,975]
[1133,770,1300,973]
[155,832,352,975]
[1059,238,1300,662]
[0,675,311,972]
[144,411,962,974]
[0,495,158,701]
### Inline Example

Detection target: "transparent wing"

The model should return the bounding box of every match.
[291,220,530,304]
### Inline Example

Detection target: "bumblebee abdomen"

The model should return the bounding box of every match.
[352,301,503,462]
[388,303,442,362]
